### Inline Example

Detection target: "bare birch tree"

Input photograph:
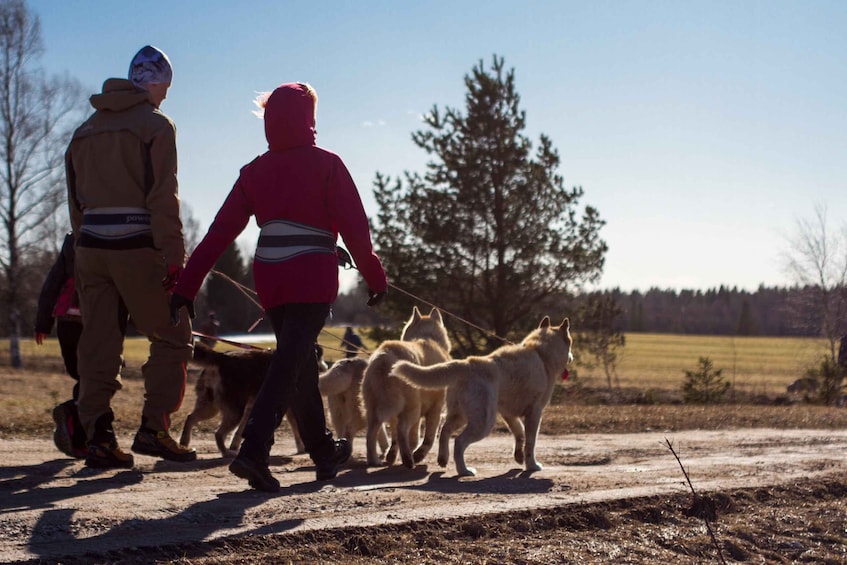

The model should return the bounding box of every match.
[781,204,847,361]
[0,0,84,367]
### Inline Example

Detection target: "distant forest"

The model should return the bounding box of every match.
[330,283,833,338]
[579,285,821,337]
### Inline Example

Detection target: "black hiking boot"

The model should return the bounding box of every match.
[314,438,352,481]
[229,455,280,493]
[52,400,86,459]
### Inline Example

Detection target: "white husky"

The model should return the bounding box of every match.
[362,306,452,468]
[391,317,573,477]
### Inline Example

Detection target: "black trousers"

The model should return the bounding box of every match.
[56,319,83,399]
[240,302,333,463]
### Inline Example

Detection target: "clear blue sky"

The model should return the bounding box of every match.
[29,0,847,293]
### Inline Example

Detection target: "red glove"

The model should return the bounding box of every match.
[162,264,182,291]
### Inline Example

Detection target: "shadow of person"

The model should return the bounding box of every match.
[0,463,142,513]
[0,458,77,495]
[26,489,291,562]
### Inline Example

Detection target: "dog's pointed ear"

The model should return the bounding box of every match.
[412,306,422,320]
[539,316,551,329]
[430,307,443,322]
[561,318,570,331]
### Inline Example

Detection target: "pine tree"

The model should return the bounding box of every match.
[372,55,607,354]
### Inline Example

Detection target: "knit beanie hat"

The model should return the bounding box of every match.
[128,45,173,89]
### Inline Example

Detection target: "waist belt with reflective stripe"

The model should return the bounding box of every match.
[255,220,335,263]
[80,207,152,239]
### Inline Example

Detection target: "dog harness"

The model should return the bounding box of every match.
[255,219,336,263]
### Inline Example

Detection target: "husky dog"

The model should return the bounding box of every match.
[287,357,389,456]
[391,317,572,477]
[362,306,452,468]
[180,342,328,457]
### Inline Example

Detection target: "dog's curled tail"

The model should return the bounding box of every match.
[391,360,460,389]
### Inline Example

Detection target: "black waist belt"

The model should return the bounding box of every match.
[78,232,155,250]
[256,234,336,249]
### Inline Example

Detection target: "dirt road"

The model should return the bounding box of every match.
[2,428,845,563]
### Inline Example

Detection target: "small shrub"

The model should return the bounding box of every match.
[804,355,845,405]
[682,357,730,404]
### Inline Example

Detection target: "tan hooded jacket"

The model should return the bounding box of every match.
[66,78,184,266]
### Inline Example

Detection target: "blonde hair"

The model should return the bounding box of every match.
[252,82,317,119]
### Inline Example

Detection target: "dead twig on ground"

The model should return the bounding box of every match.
[665,437,726,564]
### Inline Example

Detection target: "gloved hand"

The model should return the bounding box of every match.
[162,264,182,290]
[169,293,195,326]
[35,332,47,345]
[367,289,387,307]
[337,246,353,269]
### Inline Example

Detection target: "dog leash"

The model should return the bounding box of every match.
[191,331,269,351]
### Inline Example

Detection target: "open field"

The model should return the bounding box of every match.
[5,330,833,394]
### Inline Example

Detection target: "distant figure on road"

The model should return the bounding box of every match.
[342,326,363,358]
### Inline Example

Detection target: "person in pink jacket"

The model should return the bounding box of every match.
[170,82,387,492]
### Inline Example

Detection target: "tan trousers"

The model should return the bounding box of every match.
[75,246,193,438]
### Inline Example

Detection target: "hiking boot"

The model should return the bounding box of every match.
[229,455,280,493]
[85,442,134,469]
[132,428,197,462]
[314,438,352,481]
[52,400,86,459]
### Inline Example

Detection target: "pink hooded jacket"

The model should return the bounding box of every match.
[174,83,387,309]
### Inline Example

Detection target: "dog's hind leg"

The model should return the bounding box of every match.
[365,413,387,466]
[413,405,442,463]
[285,409,306,454]
[179,402,218,448]
[453,405,497,477]
[216,409,245,458]
[377,424,389,456]
[384,418,400,465]
[522,409,545,472]
[436,411,464,468]
[228,399,254,455]
[396,409,421,469]
[501,414,526,465]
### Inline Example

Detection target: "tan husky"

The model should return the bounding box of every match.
[391,317,573,477]
[362,306,452,468]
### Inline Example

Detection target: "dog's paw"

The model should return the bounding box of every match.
[437,456,448,467]
[513,448,525,465]
[458,466,477,477]
[525,461,542,472]
[223,449,238,459]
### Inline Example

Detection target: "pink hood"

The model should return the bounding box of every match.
[264,83,316,151]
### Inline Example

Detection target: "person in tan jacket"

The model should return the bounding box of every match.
[66,45,195,468]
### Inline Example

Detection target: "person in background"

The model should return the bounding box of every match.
[341,326,363,358]
[170,82,387,492]
[35,232,86,458]
[66,45,195,469]
[198,311,220,347]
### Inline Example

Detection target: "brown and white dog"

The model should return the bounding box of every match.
[180,342,383,458]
